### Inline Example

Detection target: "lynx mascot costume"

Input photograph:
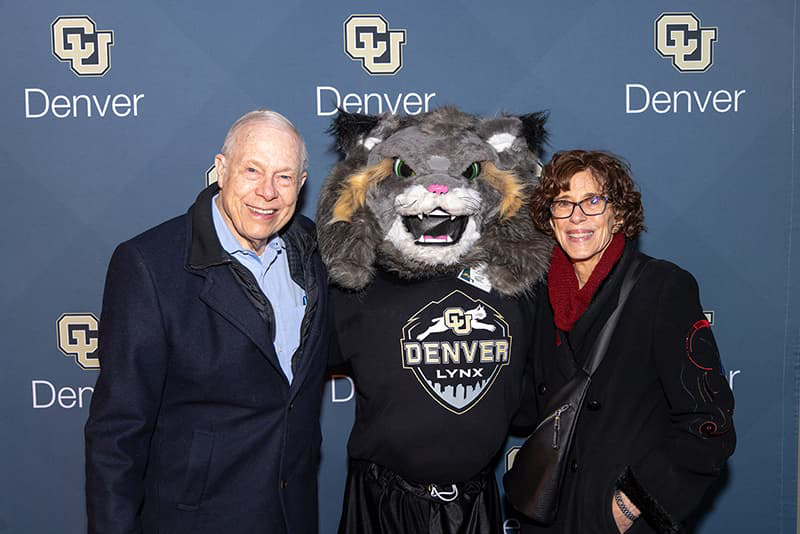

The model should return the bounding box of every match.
[318,108,551,534]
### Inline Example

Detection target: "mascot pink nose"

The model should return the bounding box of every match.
[427,184,449,195]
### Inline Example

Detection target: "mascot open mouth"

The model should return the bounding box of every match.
[402,208,469,245]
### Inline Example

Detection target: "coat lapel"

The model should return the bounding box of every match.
[199,266,285,377]
[285,264,321,397]
[288,256,330,398]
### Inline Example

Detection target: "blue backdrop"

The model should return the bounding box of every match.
[1,1,798,532]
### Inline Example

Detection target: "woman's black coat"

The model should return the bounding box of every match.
[521,242,735,534]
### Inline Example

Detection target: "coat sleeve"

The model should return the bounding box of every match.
[326,289,352,369]
[510,354,539,431]
[618,266,735,534]
[511,292,547,431]
[84,242,170,534]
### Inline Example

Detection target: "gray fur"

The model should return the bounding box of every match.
[317,107,553,295]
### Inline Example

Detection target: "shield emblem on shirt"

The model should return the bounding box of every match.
[400,289,512,414]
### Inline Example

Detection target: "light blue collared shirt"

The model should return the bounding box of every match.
[212,196,305,383]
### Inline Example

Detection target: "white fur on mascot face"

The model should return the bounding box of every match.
[317,107,552,296]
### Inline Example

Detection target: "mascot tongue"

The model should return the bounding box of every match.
[403,213,468,245]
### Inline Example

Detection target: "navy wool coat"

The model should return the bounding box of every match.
[85,184,328,534]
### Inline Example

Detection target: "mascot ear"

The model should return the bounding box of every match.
[476,111,549,177]
[518,111,549,157]
[476,111,549,156]
[328,110,382,159]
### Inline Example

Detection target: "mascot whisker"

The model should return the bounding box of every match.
[318,107,552,533]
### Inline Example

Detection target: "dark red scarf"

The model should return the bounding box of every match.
[548,232,625,333]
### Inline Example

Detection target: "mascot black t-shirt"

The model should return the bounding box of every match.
[318,108,551,531]
[330,268,535,485]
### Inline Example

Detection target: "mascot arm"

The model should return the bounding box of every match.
[326,297,349,368]
[509,352,538,432]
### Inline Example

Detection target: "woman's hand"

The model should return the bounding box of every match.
[612,491,640,533]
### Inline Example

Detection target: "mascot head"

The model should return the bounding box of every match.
[317,107,552,296]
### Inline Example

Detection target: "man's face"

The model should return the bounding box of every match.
[215,122,306,254]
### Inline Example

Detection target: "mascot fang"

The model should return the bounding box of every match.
[319,107,551,533]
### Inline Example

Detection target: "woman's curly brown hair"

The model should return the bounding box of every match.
[530,150,645,238]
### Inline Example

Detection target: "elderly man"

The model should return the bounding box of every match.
[85,110,328,534]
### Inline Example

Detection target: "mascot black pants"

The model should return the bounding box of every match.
[338,460,502,534]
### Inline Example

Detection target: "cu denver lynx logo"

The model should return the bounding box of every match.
[344,15,406,75]
[401,290,511,414]
[57,313,100,370]
[51,16,114,76]
[655,13,717,72]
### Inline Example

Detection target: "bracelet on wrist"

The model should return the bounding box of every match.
[614,490,638,522]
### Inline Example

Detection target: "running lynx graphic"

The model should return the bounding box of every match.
[401,290,512,414]
[416,305,496,341]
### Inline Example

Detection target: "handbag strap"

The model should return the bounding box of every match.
[582,255,650,376]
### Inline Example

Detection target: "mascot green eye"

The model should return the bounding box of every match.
[394,158,415,178]
[462,162,481,180]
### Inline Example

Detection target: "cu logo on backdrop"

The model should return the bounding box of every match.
[206,165,218,186]
[51,16,113,76]
[655,13,717,72]
[344,15,406,75]
[57,313,100,370]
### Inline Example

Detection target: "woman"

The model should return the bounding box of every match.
[523,150,735,533]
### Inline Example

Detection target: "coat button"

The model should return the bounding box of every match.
[571,461,578,472]
[288,402,294,411]
[280,480,288,489]
[587,400,601,411]
[537,383,547,395]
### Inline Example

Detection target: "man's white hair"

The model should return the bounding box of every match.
[220,109,308,173]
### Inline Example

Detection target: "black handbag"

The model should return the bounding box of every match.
[503,255,649,524]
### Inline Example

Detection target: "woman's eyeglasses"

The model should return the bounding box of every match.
[549,195,611,219]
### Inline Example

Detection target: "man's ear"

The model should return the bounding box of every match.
[299,172,308,190]
[214,154,226,188]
